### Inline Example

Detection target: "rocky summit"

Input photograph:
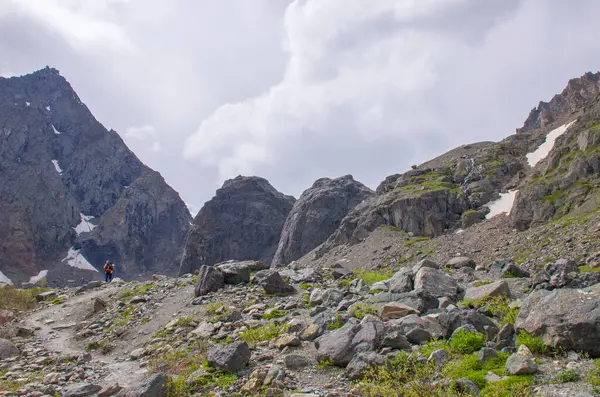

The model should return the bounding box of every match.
[178,176,295,276]
[3,67,600,397]
[271,175,374,267]
[0,67,192,286]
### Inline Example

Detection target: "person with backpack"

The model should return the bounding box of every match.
[103,260,115,282]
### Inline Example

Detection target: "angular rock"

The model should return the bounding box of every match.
[494,323,515,350]
[414,267,458,299]
[406,328,432,344]
[62,383,102,397]
[36,290,57,301]
[346,352,386,380]
[194,265,224,297]
[0,338,18,359]
[309,288,325,305]
[464,281,511,301]
[378,302,420,320]
[389,274,412,293]
[300,323,325,340]
[216,261,252,284]
[314,322,361,366]
[322,288,344,307]
[488,261,530,279]
[454,378,481,395]
[272,175,373,267]
[381,330,411,350]
[446,257,476,269]
[99,383,123,397]
[505,354,538,375]
[206,342,251,372]
[253,270,295,295]
[272,334,301,349]
[515,284,600,357]
[117,373,167,397]
[283,354,311,370]
[428,349,449,368]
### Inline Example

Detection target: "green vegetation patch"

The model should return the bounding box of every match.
[117,281,156,301]
[352,268,393,286]
[458,296,519,326]
[238,323,289,345]
[0,286,52,311]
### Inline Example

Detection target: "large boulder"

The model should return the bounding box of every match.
[253,270,295,295]
[62,383,103,397]
[413,267,458,299]
[215,261,253,284]
[179,176,295,275]
[0,338,18,359]
[272,175,373,267]
[464,281,510,301]
[194,266,224,297]
[515,284,600,357]
[206,342,251,372]
[315,317,385,366]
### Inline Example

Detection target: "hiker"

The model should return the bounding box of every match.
[103,260,115,282]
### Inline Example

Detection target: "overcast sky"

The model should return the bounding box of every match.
[2,0,600,213]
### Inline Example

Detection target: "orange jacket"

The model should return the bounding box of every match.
[103,263,114,274]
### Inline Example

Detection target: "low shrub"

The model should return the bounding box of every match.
[449,329,485,355]
[238,323,289,345]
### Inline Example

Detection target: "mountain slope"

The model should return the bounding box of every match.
[0,66,192,285]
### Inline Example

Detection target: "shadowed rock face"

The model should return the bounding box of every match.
[179,176,295,276]
[0,67,191,284]
[271,175,374,267]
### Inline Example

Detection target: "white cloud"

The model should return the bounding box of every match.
[125,125,156,140]
[9,0,132,51]
[184,0,600,197]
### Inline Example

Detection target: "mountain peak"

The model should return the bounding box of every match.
[517,71,600,134]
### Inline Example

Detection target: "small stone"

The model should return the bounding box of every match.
[272,334,301,349]
[428,349,448,368]
[505,353,538,375]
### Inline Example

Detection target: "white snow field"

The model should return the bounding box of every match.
[526,121,576,167]
[51,159,63,174]
[73,213,96,235]
[485,190,519,219]
[0,270,13,285]
[62,248,98,272]
[29,270,48,284]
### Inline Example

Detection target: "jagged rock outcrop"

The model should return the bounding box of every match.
[517,72,600,134]
[512,87,600,230]
[179,176,295,275]
[271,175,373,267]
[316,171,469,258]
[0,67,191,284]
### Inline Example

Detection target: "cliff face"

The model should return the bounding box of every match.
[179,176,295,276]
[0,67,192,285]
[271,175,374,267]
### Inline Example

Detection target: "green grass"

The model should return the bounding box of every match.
[117,282,156,301]
[174,316,196,327]
[327,314,346,330]
[316,359,336,370]
[458,296,518,326]
[299,282,312,290]
[352,268,393,286]
[403,236,431,247]
[554,369,580,383]
[262,309,287,320]
[586,359,600,388]
[516,331,547,355]
[238,323,289,345]
[443,352,510,389]
[579,264,600,273]
[449,329,485,355]
[50,296,65,305]
[0,285,52,311]
[349,303,377,320]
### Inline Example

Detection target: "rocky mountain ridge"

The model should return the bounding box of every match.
[0,67,192,286]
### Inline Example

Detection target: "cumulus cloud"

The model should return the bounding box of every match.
[185,0,600,197]
[2,0,600,206]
